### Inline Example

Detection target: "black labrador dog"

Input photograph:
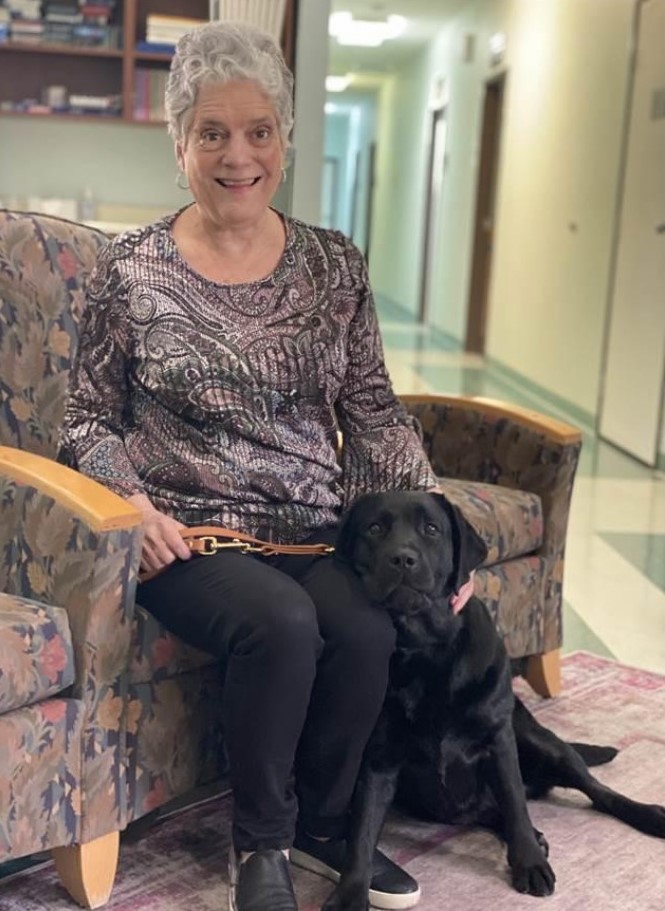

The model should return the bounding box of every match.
[324,490,665,910]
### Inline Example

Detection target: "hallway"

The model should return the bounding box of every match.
[378,299,665,675]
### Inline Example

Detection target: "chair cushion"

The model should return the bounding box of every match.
[476,556,546,658]
[0,593,75,714]
[436,478,543,564]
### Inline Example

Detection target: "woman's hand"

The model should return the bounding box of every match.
[450,571,475,615]
[128,493,192,578]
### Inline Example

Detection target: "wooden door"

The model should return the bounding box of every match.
[465,76,505,353]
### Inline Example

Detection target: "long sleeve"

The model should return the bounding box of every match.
[61,244,146,498]
[335,240,437,506]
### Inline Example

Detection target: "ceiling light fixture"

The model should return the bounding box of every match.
[326,74,353,92]
[489,31,507,65]
[329,11,407,48]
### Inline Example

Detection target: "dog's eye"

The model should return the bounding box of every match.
[367,522,383,536]
[424,522,439,536]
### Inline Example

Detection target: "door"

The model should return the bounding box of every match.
[465,76,505,354]
[598,0,665,465]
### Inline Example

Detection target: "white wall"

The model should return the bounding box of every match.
[486,0,635,418]
[369,0,636,421]
[369,51,432,319]
[0,117,184,215]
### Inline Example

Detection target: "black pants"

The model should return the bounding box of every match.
[138,527,396,852]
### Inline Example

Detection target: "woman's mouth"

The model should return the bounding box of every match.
[215,177,260,189]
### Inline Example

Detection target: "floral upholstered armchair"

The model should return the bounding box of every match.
[0,209,581,907]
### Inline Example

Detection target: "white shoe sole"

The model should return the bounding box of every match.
[228,848,239,911]
[289,847,421,910]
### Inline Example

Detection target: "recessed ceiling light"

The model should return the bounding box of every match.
[326,74,353,92]
[329,11,407,47]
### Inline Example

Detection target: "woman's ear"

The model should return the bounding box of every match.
[175,140,185,172]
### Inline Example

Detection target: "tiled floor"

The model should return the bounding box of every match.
[379,307,665,675]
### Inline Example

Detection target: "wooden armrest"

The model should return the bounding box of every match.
[0,446,141,532]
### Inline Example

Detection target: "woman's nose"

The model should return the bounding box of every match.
[221,134,252,164]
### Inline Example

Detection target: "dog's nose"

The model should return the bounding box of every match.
[389,550,419,570]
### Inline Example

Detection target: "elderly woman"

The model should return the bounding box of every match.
[63,21,472,911]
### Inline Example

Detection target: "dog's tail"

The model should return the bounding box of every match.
[569,742,618,767]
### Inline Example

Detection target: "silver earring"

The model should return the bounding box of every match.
[176,171,190,190]
[281,167,287,184]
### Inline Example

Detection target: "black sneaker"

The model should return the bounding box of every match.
[290,831,421,910]
[229,848,297,911]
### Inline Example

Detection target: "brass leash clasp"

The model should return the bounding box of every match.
[198,536,219,554]
[197,536,254,555]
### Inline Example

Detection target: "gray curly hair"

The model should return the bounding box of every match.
[165,21,294,147]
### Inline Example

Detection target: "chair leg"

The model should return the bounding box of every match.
[525,648,561,698]
[52,831,119,909]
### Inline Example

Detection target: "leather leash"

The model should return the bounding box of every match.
[139,525,335,583]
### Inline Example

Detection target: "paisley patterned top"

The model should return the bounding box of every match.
[62,208,436,542]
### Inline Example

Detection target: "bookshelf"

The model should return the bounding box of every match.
[0,0,297,126]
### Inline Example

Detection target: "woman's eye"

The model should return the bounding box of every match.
[199,129,224,146]
[254,127,272,140]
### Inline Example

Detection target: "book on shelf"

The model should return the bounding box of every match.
[68,92,122,114]
[7,18,44,43]
[0,6,9,39]
[146,14,205,30]
[3,93,122,116]
[3,0,43,19]
[135,39,175,55]
[144,13,205,45]
[134,66,168,122]
[0,0,119,45]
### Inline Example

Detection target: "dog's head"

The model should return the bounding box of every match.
[336,490,487,617]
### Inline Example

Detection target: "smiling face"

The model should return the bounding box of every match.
[176,79,284,229]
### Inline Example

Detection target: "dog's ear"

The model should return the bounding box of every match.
[434,493,488,592]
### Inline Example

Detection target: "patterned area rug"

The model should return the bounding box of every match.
[1,652,665,911]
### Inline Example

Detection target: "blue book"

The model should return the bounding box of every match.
[135,40,175,54]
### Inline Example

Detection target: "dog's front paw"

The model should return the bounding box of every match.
[322,883,369,911]
[510,850,556,896]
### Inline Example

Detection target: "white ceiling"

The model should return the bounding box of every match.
[328,0,468,81]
